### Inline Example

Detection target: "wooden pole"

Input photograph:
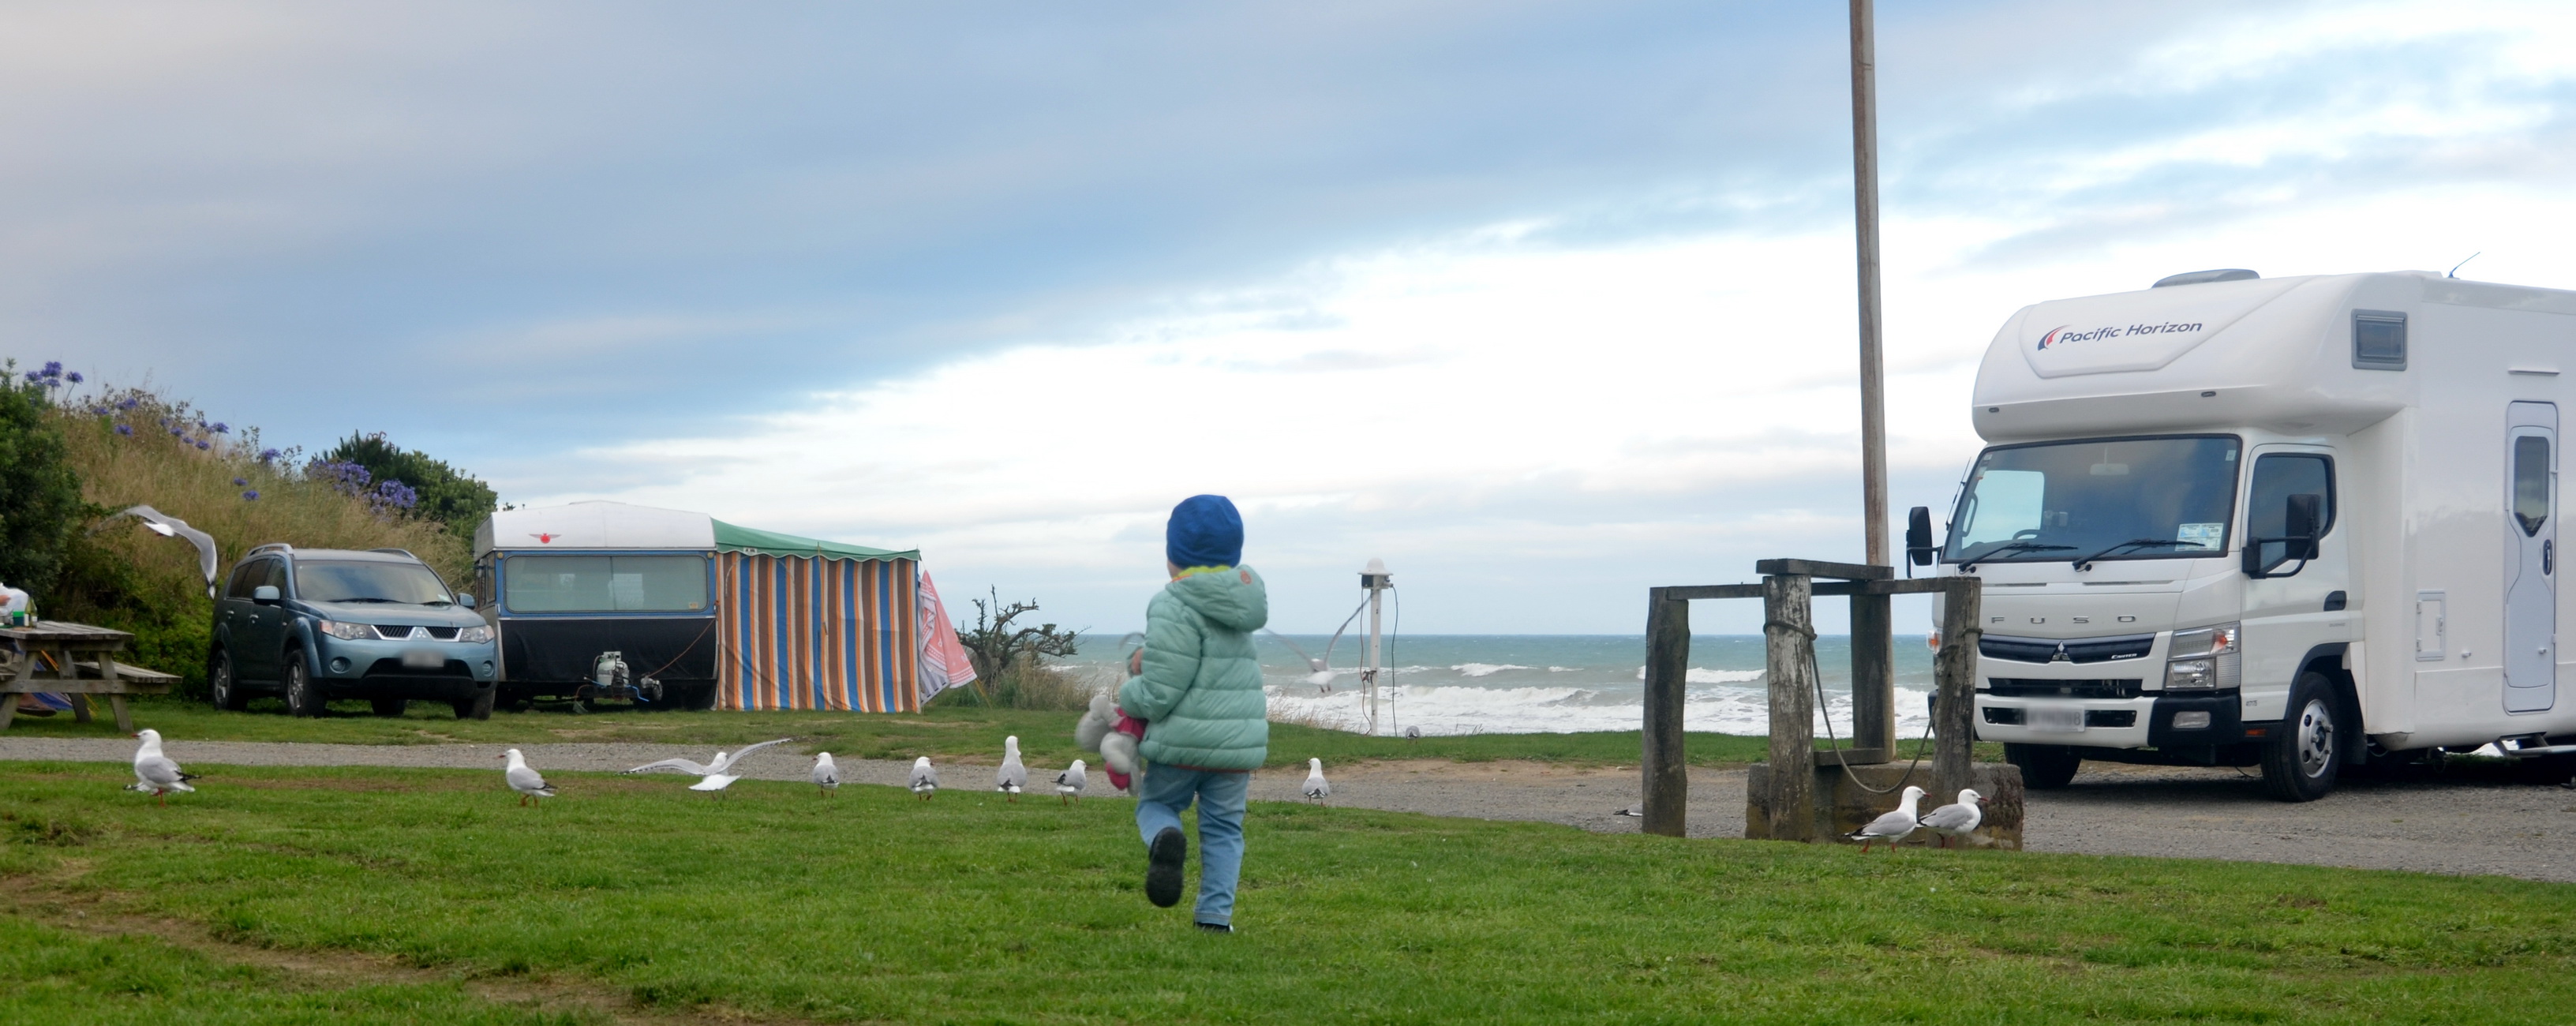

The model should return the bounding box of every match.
[1641,588,1690,837]
[1848,590,1894,760]
[1849,0,1889,567]
[1762,573,1818,841]
[1934,576,1982,794]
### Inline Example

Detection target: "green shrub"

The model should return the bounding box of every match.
[320,432,500,537]
[0,361,84,598]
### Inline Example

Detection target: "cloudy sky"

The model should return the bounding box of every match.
[20,1,2576,632]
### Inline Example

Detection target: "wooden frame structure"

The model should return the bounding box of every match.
[1640,559,1981,840]
[0,622,178,733]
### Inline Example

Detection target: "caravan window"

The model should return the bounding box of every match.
[504,554,708,612]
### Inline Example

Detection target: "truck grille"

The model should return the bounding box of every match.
[1980,633,2155,665]
[1984,678,2145,699]
[369,625,460,641]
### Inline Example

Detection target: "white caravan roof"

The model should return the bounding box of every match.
[1970,271,2576,443]
[474,500,715,556]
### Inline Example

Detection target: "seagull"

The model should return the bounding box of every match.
[1302,758,1331,804]
[1404,725,1422,741]
[909,756,940,800]
[1055,759,1087,804]
[1844,785,1926,852]
[812,752,841,796]
[500,748,555,807]
[128,729,198,805]
[623,738,794,797]
[1918,788,1988,848]
[997,736,1027,801]
[1613,803,1644,817]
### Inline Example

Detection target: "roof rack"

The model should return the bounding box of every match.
[247,542,293,556]
[370,548,418,560]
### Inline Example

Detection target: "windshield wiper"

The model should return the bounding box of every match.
[1954,540,2075,571]
[2072,538,2198,571]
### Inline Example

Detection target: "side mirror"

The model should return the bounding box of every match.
[252,585,281,605]
[458,594,478,609]
[1904,506,1936,567]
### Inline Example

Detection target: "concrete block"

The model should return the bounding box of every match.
[1746,761,2024,849]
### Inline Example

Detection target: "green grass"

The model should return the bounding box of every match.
[6,762,2576,1024]
[9,695,1993,770]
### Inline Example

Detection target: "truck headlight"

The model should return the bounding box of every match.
[317,620,373,641]
[455,625,493,644]
[2165,622,2241,690]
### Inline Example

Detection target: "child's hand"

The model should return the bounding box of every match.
[1129,647,1143,676]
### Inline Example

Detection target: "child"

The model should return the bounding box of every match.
[1121,494,1267,933]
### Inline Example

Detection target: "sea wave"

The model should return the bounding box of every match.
[1631,665,1764,684]
[1266,680,1931,738]
[1451,663,1535,677]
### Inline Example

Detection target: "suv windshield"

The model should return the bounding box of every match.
[1944,436,2241,565]
[294,560,454,605]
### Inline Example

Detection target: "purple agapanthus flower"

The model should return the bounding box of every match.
[65,372,80,384]
[195,440,210,450]
[233,477,248,486]
[209,422,228,433]
[242,490,260,500]
[40,361,61,376]
[115,425,133,436]
[257,447,281,462]
[118,398,139,410]
[21,370,38,382]
[375,479,421,509]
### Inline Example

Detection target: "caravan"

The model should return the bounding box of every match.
[1916,269,2576,800]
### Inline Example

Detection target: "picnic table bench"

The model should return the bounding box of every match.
[0,622,179,733]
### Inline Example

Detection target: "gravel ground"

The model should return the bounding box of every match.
[11,738,2576,882]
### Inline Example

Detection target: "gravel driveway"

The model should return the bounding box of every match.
[11,738,2574,883]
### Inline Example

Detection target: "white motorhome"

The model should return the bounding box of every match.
[1911,268,2576,800]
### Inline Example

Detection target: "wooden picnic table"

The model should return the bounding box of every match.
[0,621,178,733]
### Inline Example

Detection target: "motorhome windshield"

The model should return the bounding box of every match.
[1944,436,2241,566]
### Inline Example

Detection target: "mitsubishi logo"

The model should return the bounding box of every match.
[2050,642,2071,663]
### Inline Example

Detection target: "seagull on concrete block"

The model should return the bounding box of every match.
[996,736,1027,801]
[624,738,794,797]
[1302,758,1331,804]
[1055,759,1087,804]
[1844,785,1926,852]
[909,756,940,800]
[1918,788,1988,848]
[500,748,555,807]
[129,729,198,805]
[812,752,841,796]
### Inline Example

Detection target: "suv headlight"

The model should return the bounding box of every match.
[2164,622,2241,690]
[455,624,493,644]
[317,620,374,641]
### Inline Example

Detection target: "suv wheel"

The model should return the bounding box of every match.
[208,650,248,711]
[2004,743,2081,789]
[283,653,324,718]
[451,689,495,721]
[370,698,408,717]
[2260,671,2342,802]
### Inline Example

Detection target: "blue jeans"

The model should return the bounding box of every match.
[1134,765,1249,926]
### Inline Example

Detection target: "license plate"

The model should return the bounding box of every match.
[401,649,444,669]
[2027,705,2086,732]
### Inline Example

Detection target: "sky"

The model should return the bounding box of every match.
[18,1,2576,633]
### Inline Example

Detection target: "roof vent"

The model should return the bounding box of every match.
[2152,268,2259,288]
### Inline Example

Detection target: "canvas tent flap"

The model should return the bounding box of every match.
[711,520,920,561]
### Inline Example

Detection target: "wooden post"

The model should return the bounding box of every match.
[1762,573,1818,841]
[1848,590,1894,761]
[1850,0,1889,568]
[1641,587,1690,837]
[1934,576,1983,795]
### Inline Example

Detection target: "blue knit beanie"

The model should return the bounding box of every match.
[1166,494,1244,568]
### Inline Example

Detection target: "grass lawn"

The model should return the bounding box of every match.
[6,695,1996,770]
[6,762,2575,1024]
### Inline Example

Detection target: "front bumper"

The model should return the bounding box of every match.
[309,637,498,699]
[1975,690,2256,748]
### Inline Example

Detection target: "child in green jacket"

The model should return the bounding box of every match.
[1121,494,1268,932]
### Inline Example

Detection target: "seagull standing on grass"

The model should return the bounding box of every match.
[1055,759,1087,804]
[1918,788,1988,848]
[1302,758,1331,804]
[500,748,555,807]
[1844,785,1926,852]
[623,738,794,797]
[996,736,1027,801]
[812,752,841,796]
[127,729,198,805]
[909,756,940,800]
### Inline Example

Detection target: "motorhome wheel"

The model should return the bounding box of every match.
[2005,743,2080,789]
[2260,672,2341,802]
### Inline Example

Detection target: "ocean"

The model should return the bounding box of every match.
[1065,634,1938,738]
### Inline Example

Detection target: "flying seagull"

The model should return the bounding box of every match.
[1302,758,1331,804]
[1918,788,1988,848]
[128,729,198,805]
[996,736,1028,800]
[500,747,556,807]
[909,756,940,800]
[812,752,841,796]
[623,738,794,797]
[1055,759,1087,804]
[1844,785,1926,852]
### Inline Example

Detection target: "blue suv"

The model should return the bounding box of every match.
[208,544,500,719]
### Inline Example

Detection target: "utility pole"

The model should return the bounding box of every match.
[1849,0,1889,567]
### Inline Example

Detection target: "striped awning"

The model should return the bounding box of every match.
[715,551,921,712]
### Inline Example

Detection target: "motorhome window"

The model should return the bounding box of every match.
[2515,436,2551,536]
[504,554,708,612]
[294,560,455,605]
[2352,310,2406,370]
[1944,436,2241,564]
[2248,454,2336,571]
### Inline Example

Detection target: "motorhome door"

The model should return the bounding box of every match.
[2506,401,2558,714]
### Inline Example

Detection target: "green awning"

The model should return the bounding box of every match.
[710,520,919,562]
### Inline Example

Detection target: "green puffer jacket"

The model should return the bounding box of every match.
[1118,566,1270,770]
